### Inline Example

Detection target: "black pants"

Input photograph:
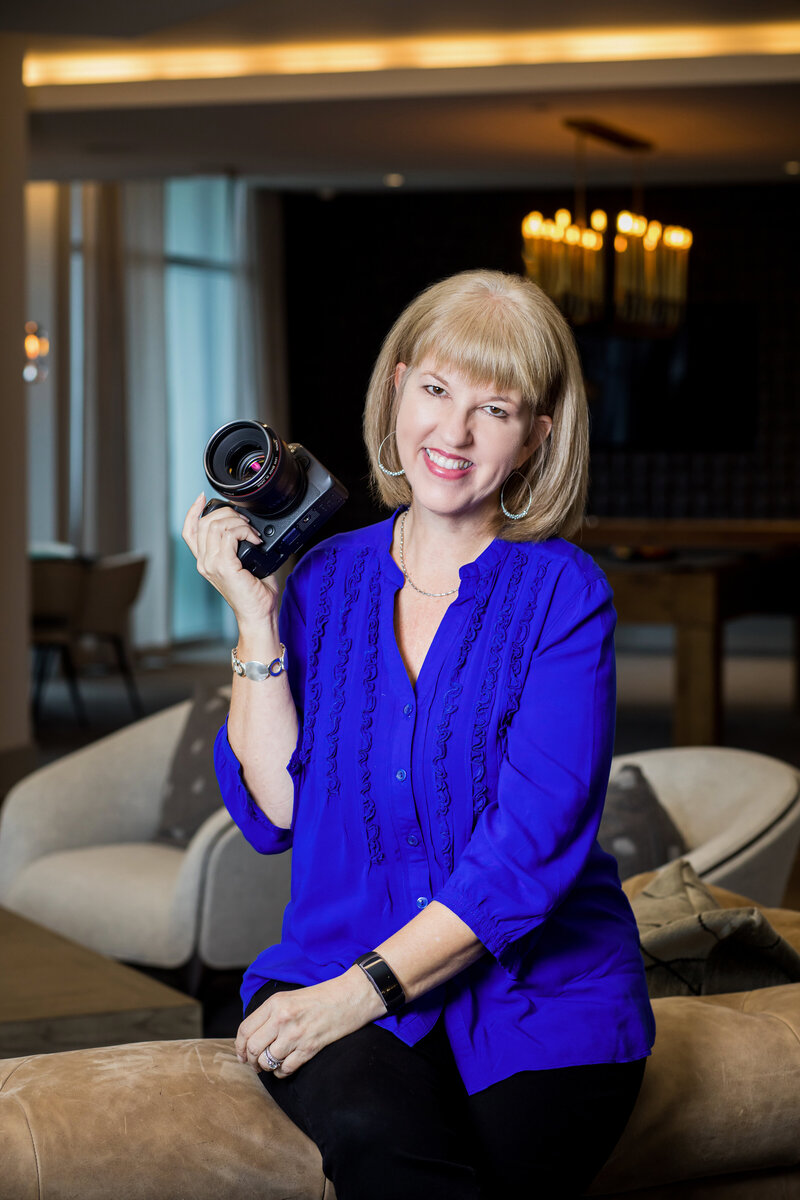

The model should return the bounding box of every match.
[246,980,646,1200]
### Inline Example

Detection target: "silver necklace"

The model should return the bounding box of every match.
[398,510,460,598]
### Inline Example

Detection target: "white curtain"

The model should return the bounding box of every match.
[123,182,170,649]
[129,180,288,647]
[42,178,287,649]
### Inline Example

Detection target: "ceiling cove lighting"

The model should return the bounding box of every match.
[521,119,693,328]
[23,22,800,87]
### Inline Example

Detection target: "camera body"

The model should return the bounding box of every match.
[201,420,348,579]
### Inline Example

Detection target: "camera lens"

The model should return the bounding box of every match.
[203,420,304,516]
[227,448,266,481]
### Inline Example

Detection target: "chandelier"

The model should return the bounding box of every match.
[521,119,693,328]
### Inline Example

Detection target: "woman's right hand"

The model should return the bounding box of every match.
[181,493,280,627]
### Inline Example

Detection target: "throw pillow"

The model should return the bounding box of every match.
[154,685,231,849]
[632,857,800,997]
[598,763,687,880]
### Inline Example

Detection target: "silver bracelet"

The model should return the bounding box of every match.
[231,643,286,681]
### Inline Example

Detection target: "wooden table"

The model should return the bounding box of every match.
[577,520,800,747]
[0,908,202,1057]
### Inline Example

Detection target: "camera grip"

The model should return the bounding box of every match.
[199,498,271,577]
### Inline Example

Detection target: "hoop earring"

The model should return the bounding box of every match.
[377,432,405,477]
[500,471,533,521]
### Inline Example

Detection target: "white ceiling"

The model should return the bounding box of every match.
[10,1,800,188]
[9,1,800,42]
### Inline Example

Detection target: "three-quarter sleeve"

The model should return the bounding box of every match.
[434,574,617,976]
[214,720,293,854]
[212,562,310,855]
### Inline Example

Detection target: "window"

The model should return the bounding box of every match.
[61,177,244,644]
[164,178,239,641]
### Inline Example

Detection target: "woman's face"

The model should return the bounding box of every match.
[393,357,551,528]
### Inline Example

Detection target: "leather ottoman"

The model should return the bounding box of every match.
[1,884,798,1198]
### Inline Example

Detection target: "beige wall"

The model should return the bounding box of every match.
[0,36,33,790]
[25,182,60,544]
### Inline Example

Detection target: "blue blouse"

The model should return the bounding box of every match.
[214,509,656,1095]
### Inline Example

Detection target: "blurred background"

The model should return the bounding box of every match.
[0,0,798,812]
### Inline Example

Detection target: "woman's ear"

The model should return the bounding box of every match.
[534,414,553,448]
[394,362,408,392]
[517,414,552,468]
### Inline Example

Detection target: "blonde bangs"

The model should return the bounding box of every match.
[403,289,558,417]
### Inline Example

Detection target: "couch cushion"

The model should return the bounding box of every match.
[588,983,800,1195]
[599,763,688,880]
[155,685,231,848]
[0,1039,329,1200]
[2,980,798,1200]
[4,843,190,966]
[630,859,800,998]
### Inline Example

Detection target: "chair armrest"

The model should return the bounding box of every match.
[194,814,293,970]
[166,807,235,961]
[0,702,191,899]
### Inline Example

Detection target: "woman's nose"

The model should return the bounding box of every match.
[439,405,472,447]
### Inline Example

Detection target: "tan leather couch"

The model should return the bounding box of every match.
[1,880,798,1199]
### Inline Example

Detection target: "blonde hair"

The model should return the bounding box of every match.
[362,270,588,542]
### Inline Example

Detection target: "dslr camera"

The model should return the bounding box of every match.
[201,420,348,578]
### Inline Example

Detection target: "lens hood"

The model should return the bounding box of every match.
[203,419,304,516]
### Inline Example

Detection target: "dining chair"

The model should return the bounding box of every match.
[30,552,148,723]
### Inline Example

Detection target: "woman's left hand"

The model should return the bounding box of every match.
[235,969,384,1079]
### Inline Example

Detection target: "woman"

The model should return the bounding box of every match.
[182,269,656,1199]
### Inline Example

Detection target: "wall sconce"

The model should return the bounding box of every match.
[24,321,50,383]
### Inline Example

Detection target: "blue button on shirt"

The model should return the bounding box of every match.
[214,510,655,1096]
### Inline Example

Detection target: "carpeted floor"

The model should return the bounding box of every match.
[21,638,800,1035]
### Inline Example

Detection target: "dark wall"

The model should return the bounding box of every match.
[278,182,799,536]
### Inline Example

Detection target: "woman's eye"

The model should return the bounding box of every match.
[424,384,446,397]
[484,405,508,418]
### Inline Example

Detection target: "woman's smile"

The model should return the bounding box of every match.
[423,447,475,478]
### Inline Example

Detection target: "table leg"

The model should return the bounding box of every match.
[674,622,722,746]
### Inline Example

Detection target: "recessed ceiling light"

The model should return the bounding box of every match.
[383,173,405,188]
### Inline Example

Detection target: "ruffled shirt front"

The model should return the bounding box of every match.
[214,509,656,1095]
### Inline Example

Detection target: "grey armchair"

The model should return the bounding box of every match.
[0,701,292,981]
[608,746,800,907]
[2,728,796,985]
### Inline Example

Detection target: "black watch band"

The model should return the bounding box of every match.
[354,951,406,1016]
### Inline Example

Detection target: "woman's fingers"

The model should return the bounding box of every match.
[193,508,263,581]
[245,1027,285,1073]
[237,1002,299,1075]
[236,1003,274,1062]
[271,1050,304,1080]
[181,491,206,556]
[183,493,262,564]
[182,494,278,621]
